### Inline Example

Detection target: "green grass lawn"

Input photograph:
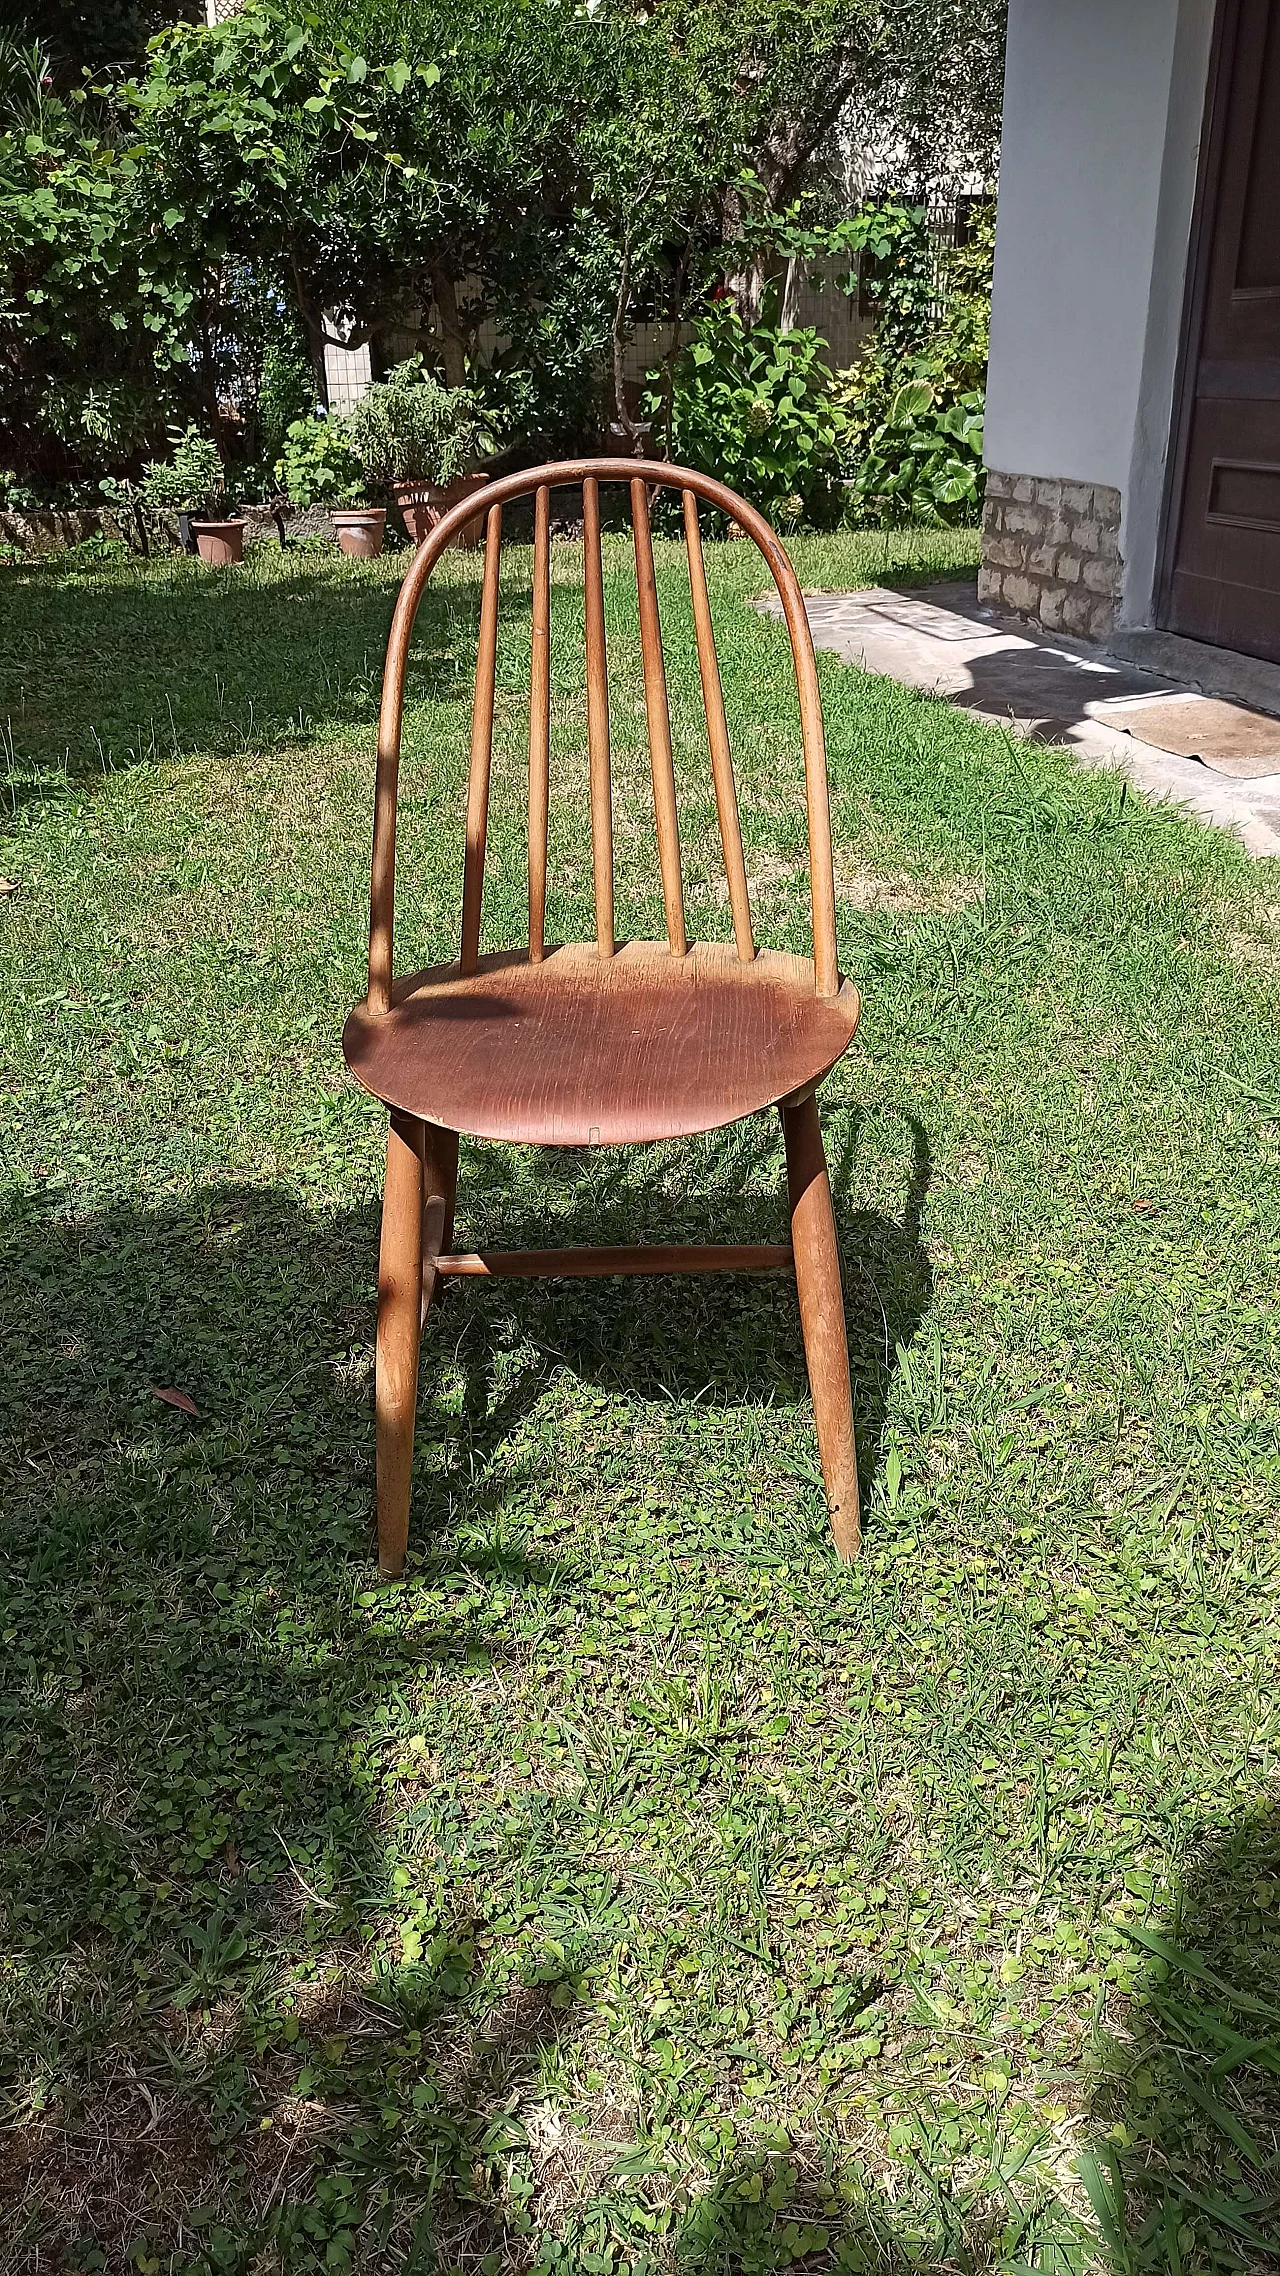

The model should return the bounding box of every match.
[2,522,1280,2276]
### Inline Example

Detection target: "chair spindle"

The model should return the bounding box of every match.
[631,476,687,956]
[460,502,503,975]
[682,490,755,964]
[368,637,408,1016]
[582,475,614,958]
[367,461,839,1013]
[528,483,551,963]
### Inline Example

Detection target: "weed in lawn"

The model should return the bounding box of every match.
[1,528,1279,2271]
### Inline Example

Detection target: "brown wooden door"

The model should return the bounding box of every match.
[1161,0,1280,661]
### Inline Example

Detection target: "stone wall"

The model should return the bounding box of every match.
[0,503,335,559]
[978,469,1123,641]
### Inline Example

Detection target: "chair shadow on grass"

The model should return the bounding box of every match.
[0,1178,577,2266]
[433,1101,934,1529]
[0,1098,933,2264]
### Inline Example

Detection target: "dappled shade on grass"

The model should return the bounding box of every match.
[2,529,1279,2268]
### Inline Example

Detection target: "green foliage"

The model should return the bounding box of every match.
[0,39,193,479]
[840,201,994,527]
[849,201,938,360]
[922,204,995,402]
[845,0,1007,193]
[136,425,228,515]
[256,328,316,460]
[4,0,887,478]
[37,377,153,465]
[0,470,42,510]
[113,3,448,338]
[1,3,999,488]
[0,31,58,138]
[470,353,599,461]
[272,413,361,508]
[106,0,625,443]
[345,360,491,487]
[57,529,133,568]
[851,382,984,526]
[645,298,846,523]
[647,198,989,532]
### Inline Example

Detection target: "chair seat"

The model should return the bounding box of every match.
[343,939,860,1146]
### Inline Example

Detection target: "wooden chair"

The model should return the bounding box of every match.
[343,459,862,1576]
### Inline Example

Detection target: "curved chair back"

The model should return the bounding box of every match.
[365,458,838,1014]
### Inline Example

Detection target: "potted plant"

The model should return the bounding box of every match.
[347,361,494,547]
[138,427,245,563]
[273,412,385,557]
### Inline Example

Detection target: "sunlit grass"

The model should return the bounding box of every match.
[1,525,1278,2273]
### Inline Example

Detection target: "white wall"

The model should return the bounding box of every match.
[985,0,1214,620]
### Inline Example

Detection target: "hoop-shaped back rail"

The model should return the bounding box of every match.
[365,458,840,1015]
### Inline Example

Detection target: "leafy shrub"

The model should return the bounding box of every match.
[60,532,133,568]
[137,427,229,516]
[923,208,994,401]
[850,381,984,525]
[839,200,994,527]
[272,413,361,508]
[256,330,316,460]
[851,202,940,362]
[39,378,152,466]
[346,362,492,488]
[470,354,597,462]
[643,299,845,523]
[0,471,42,511]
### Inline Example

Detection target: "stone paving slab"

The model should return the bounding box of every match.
[755,578,1280,858]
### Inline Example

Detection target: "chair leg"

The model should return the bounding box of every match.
[421,1124,459,1324]
[782,1092,861,1561]
[376,1110,426,1577]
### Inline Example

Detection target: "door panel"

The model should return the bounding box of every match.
[1162,0,1280,659]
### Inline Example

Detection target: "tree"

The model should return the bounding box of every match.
[0,35,196,482]
[113,0,881,429]
[110,4,607,393]
[0,0,1009,484]
[839,0,1007,199]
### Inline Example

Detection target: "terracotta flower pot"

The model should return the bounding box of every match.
[190,517,246,566]
[393,471,490,550]
[331,506,386,559]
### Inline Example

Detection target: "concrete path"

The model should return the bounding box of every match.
[756,579,1280,858]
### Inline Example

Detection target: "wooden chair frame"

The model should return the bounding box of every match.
[344,459,862,1574]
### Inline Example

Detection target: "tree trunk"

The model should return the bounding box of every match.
[724,259,766,326]
[610,236,641,450]
[289,247,331,409]
[720,181,764,323]
[197,283,222,443]
[430,268,472,388]
[660,250,688,461]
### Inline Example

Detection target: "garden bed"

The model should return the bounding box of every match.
[0,502,337,559]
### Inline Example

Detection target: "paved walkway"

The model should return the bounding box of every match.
[757,579,1280,858]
